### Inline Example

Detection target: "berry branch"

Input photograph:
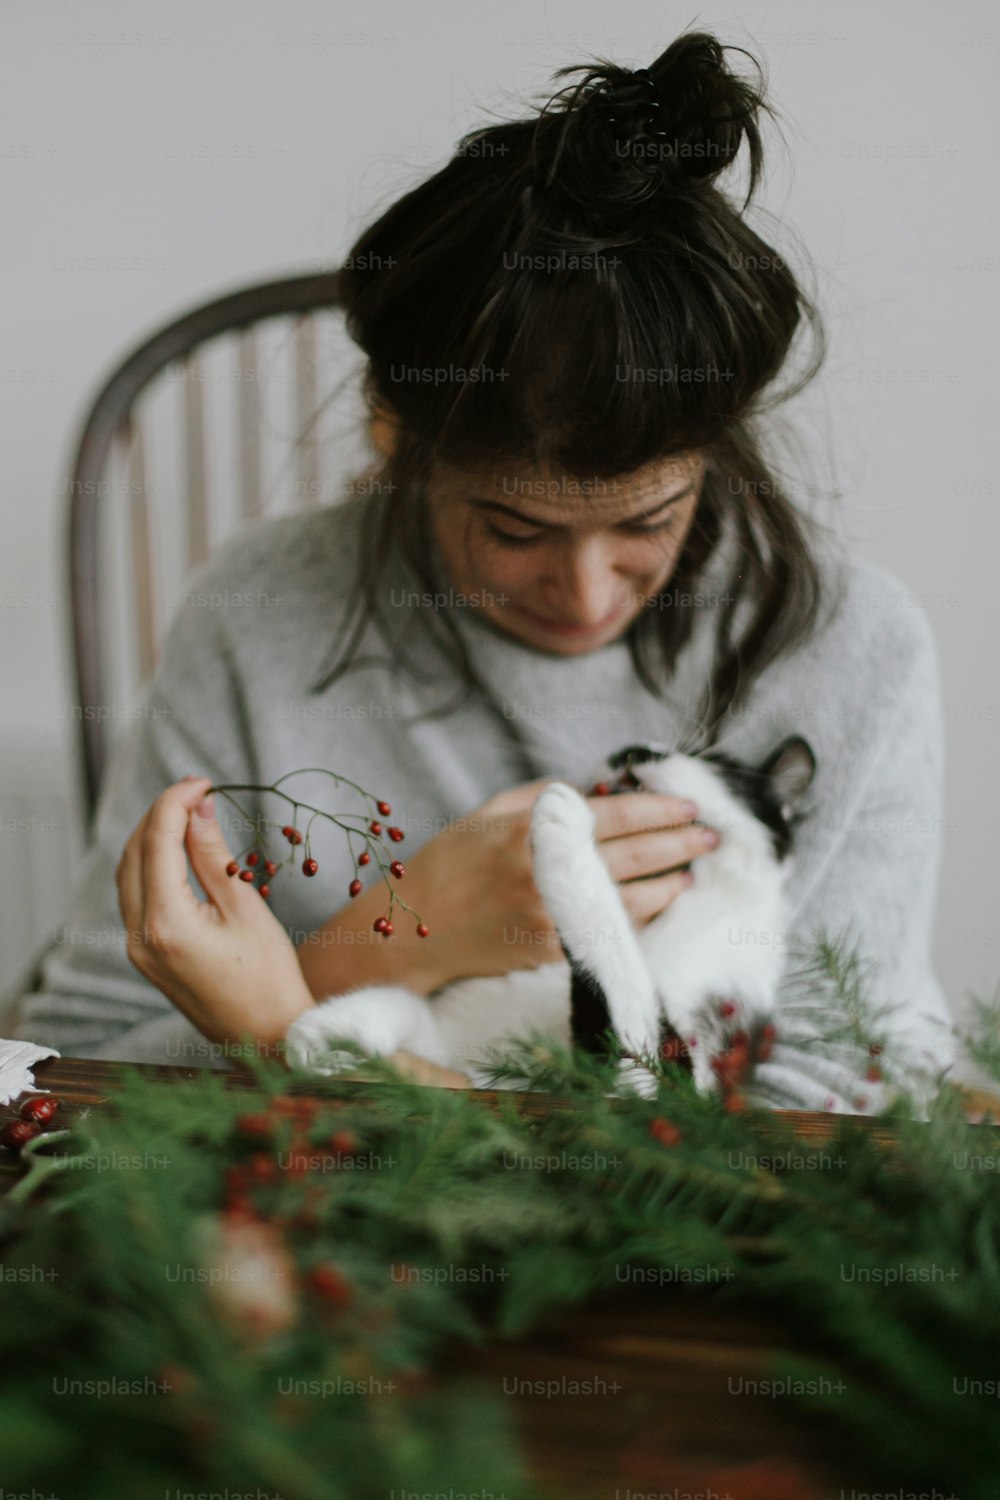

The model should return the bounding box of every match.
[205,771,429,940]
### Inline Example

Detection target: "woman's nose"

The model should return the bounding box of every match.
[541,541,630,623]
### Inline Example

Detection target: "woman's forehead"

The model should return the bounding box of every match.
[431,451,705,522]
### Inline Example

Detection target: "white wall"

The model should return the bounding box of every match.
[1,0,997,1026]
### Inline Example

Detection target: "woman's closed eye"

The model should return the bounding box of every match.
[486,512,678,547]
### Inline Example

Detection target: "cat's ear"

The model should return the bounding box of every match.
[759,736,816,819]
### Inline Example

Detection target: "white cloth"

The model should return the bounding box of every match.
[0,1038,59,1106]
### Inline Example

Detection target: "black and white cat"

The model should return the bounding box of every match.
[283,736,817,1096]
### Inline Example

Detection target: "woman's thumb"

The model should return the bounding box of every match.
[185,793,242,905]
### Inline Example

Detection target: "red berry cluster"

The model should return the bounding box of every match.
[226,823,315,899]
[353,806,418,939]
[649,1116,683,1147]
[709,1004,778,1114]
[208,772,430,939]
[224,1099,360,1297]
[0,1093,62,1154]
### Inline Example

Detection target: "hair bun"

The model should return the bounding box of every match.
[636,33,766,183]
[534,31,770,224]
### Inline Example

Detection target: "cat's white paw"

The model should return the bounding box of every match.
[284,986,439,1076]
[530,782,595,868]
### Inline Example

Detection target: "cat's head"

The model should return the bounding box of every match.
[592,735,817,861]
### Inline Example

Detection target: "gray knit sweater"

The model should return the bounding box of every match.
[7,493,957,1102]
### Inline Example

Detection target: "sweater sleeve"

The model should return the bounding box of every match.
[748,590,956,1114]
[3,546,257,1065]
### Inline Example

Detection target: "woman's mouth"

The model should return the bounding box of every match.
[515,604,625,637]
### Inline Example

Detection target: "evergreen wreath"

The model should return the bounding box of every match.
[1,770,996,1496]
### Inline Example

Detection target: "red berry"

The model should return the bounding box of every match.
[19,1095,60,1126]
[724,1092,747,1114]
[756,1025,777,1063]
[236,1112,273,1138]
[248,1152,277,1183]
[712,1047,748,1086]
[416,923,429,938]
[303,858,319,877]
[718,999,737,1019]
[358,851,371,866]
[1,1119,40,1153]
[377,801,392,816]
[649,1117,682,1147]
[307,1262,353,1308]
[865,1065,882,1083]
[281,825,293,838]
[289,830,303,846]
[591,782,611,796]
[239,869,255,882]
[330,1130,358,1155]
[349,879,363,898]
[246,852,260,867]
[382,921,394,937]
[369,820,382,835]
[373,917,389,933]
[388,827,404,842]
[259,884,271,898]
[226,860,239,877]
[390,860,405,879]
[264,860,278,876]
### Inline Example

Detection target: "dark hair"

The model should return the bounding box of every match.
[313,29,840,746]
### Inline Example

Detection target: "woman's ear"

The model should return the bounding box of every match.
[759,735,816,818]
[365,379,400,458]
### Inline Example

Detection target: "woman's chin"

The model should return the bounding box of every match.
[484,604,634,655]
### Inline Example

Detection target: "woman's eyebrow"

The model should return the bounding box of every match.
[468,482,696,529]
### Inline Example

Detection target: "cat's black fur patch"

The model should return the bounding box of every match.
[569,963,614,1055]
[607,744,662,772]
[701,751,796,861]
[659,1017,694,1075]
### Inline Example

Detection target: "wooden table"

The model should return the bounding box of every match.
[6,1055,994,1500]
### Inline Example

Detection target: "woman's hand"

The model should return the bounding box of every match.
[591,786,718,923]
[299,777,716,999]
[116,775,315,1051]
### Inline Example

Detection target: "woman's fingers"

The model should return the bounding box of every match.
[184,789,248,913]
[589,790,699,841]
[618,867,695,926]
[140,777,215,935]
[116,805,153,945]
[599,820,717,883]
[389,1050,473,1089]
[485,777,564,816]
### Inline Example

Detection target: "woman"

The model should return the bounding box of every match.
[9,33,955,1104]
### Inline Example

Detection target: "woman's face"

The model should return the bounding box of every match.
[427,451,706,655]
